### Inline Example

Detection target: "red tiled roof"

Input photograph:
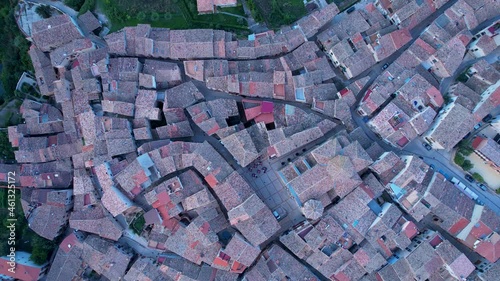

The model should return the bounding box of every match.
[205,174,218,188]
[0,256,42,281]
[402,221,418,240]
[254,113,274,124]
[469,221,492,239]
[448,217,470,236]
[475,234,500,263]
[244,106,262,121]
[60,233,79,253]
[213,256,229,267]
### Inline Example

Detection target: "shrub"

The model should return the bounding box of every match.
[461,160,474,171]
[136,11,146,21]
[496,188,500,195]
[164,13,173,20]
[454,153,465,166]
[35,5,52,19]
[472,173,485,183]
[64,0,85,11]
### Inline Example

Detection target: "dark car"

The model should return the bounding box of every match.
[429,164,435,170]
[465,174,474,182]
[482,114,493,123]
[382,63,389,70]
[422,142,432,151]
[346,6,355,13]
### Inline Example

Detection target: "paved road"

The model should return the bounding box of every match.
[347,10,500,215]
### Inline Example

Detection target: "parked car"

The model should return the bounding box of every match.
[273,207,287,221]
[465,174,474,182]
[474,123,482,130]
[422,142,432,151]
[382,63,389,70]
[429,164,435,170]
[482,114,493,123]
[476,199,485,206]
[477,183,488,191]
[346,6,356,13]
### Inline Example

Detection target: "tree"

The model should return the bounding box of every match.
[461,160,474,171]
[0,132,15,160]
[35,5,52,19]
[29,235,56,265]
[151,11,160,21]
[164,13,173,20]
[454,153,465,166]
[472,173,485,183]
[64,0,85,11]
[457,140,473,156]
[136,11,146,21]
[496,188,500,195]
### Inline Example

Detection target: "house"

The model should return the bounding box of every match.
[427,31,472,80]
[423,102,476,150]
[46,234,133,281]
[28,46,57,96]
[31,14,84,52]
[21,188,73,240]
[221,123,270,167]
[0,251,49,281]
[472,137,500,173]
[243,244,319,280]
[77,11,101,35]
[196,0,237,14]
[212,233,261,273]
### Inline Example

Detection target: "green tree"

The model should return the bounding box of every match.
[35,5,52,18]
[136,11,146,21]
[151,11,160,21]
[472,173,485,183]
[496,188,500,195]
[64,0,85,11]
[457,140,473,156]
[29,235,56,265]
[164,13,173,20]
[0,131,15,160]
[454,153,465,166]
[461,160,474,171]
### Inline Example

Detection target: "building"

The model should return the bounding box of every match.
[472,137,500,173]
[0,251,49,281]
[197,0,237,14]
[423,102,476,150]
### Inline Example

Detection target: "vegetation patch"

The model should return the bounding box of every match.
[131,214,146,234]
[98,0,248,33]
[0,1,34,100]
[472,172,485,183]
[247,0,306,28]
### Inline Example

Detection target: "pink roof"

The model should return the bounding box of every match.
[60,233,79,253]
[390,28,412,49]
[254,113,274,124]
[476,237,500,262]
[0,257,41,281]
[469,221,492,239]
[402,221,418,239]
[244,106,262,121]
[415,38,436,55]
[426,87,444,107]
[472,137,485,150]
[261,101,274,113]
[205,174,218,188]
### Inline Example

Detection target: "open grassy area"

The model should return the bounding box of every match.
[217,4,246,17]
[247,0,306,28]
[98,0,248,34]
[131,214,146,234]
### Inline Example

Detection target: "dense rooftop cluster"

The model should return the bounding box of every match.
[1,0,500,281]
